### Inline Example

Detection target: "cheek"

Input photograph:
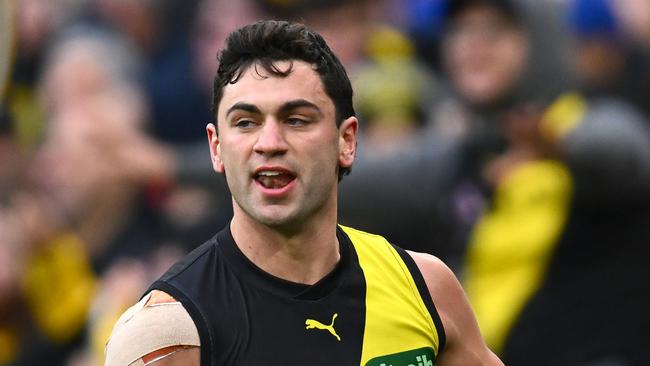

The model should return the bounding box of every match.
[220,149,240,176]
[302,136,340,174]
[447,41,491,84]
[491,38,527,87]
[328,142,345,176]
[217,141,246,177]
[445,40,472,73]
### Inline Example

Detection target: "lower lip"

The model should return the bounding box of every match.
[254,178,296,198]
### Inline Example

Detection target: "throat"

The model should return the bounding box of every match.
[230,218,341,285]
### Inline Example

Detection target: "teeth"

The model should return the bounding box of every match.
[258,171,281,177]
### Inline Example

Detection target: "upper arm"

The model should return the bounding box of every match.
[105,290,200,366]
[407,251,503,366]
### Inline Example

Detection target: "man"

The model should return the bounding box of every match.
[105,20,502,366]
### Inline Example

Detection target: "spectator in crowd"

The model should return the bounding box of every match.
[567,0,650,118]
[438,0,650,364]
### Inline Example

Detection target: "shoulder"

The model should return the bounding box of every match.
[406,251,504,365]
[406,251,454,286]
[105,290,200,366]
[405,251,461,328]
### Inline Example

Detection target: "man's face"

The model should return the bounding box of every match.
[443,4,528,106]
[207,61,357,230]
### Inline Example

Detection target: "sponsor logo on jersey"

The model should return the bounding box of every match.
[365,347,435,366]
[305,313,341,341]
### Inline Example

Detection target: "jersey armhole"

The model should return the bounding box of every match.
[392,245,447,354]
[149,280,214,366]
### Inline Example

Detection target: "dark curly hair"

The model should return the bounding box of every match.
[212,20,356,179]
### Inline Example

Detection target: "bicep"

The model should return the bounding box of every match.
[408,251,503,366]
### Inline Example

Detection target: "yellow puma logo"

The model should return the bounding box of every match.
[305,313,341,341]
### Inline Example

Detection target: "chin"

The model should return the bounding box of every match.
[257,215,292,227]
[252,209,299,228]
[259,216,306,236]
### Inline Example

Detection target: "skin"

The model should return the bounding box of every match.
[124,60,501,365]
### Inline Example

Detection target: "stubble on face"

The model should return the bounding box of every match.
[214,61,342,234]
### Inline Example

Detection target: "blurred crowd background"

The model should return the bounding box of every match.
[0,0,649,365]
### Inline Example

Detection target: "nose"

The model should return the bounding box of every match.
[253,119,288,157]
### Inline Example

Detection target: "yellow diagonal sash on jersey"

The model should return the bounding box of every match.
[341,226,441,365]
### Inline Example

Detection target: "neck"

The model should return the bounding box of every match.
[230,203,340,285]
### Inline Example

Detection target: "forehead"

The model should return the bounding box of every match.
[217,60,334,118]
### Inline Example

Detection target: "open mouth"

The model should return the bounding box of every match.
[255,170,296,189]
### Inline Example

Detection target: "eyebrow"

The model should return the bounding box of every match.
[278,99,322,117]
[225,99,322,118]
[226,103,261,118]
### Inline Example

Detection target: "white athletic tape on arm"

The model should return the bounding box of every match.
[105,294,200,366]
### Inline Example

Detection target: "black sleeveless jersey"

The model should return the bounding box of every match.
[149,225,445,366]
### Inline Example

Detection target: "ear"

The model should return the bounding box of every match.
[338,116,358,169]
[206,123,225,173]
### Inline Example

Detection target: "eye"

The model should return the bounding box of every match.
[286,117,309,126]
[234,119,257,129]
